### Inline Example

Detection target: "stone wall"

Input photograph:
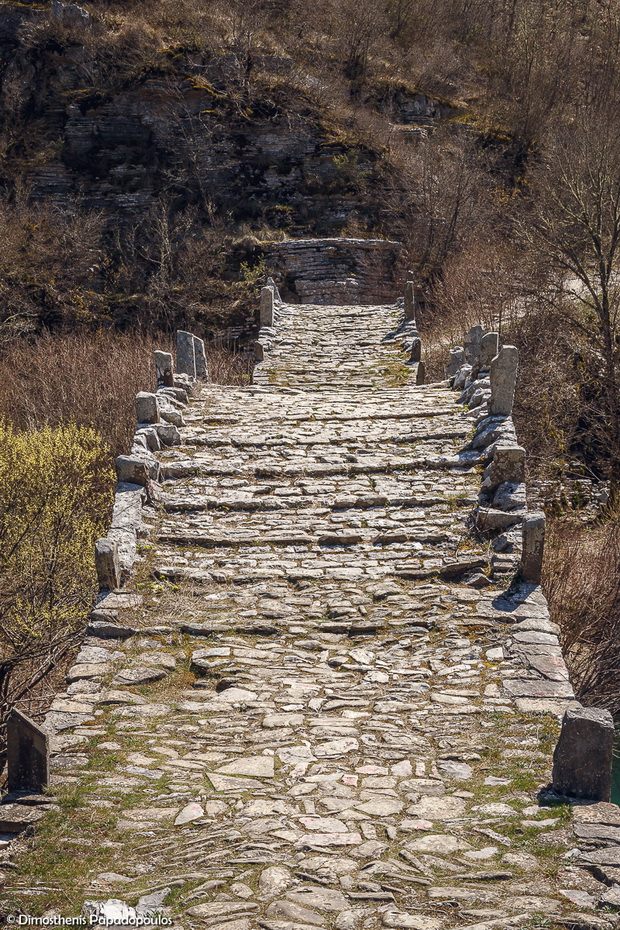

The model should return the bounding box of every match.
[446,326,616,812]
[264,238,404,305]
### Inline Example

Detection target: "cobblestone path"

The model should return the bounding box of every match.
[3,303,608,930]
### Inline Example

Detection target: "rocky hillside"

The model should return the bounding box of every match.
[0,0,488,336]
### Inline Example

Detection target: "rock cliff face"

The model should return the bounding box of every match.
[265,238,404,305]
[0,3,389,237]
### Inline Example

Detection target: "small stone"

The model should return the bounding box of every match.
[266,899,325,926]
[560,889,597,908]
[404,834,470,854]
[382,911,443,929]
[174,802,205,826]
[112,667,167,686]
[259,866,294,896]
[215,757,275,778]
[437,760,473,780]
[286,887,349,913]
[406,796,467,820]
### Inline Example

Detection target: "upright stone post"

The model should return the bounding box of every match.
[464,325,484,365]
[95,538,121,591]
[135,392,160,425]
[552,707,614,801]
[446,347,465,379]
[7,709,50,794]
[489,345,518,416]
[479,332,499,370]
[193,335,208,380]
[266,276,281,303]
[404,280,416,322]
[176,331,197,379]
[521,511,545,584]
[155,351,174,388]
[416,361,426,385]
[410,337,422,363]
[260,287,275,327]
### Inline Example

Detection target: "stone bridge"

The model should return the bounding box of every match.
[1,297,618,930]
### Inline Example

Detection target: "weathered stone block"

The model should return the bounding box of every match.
[410,337,422,363]
[453,364,472,391]
[446,347,465,379]
[176,331,196,378]
[404,281,416,322]
[521,510,546,584]
[254,341,265,362]
[464,325,485,364]
[115,455,149,487]
[479,332,499,369]
[476,508,523,533]
[481,444,526,492]
[193,335,208,380]
[553,706,613,801]
[260,286,275,326]
[416,360,426,385]
[135,391,160,425]
[135,426,161,452]
[266,276,281,302]
[155,351,174,388]
[7,708,50,794]
[154,423,181,446]
[94,537,121,591]
[489,345,518,416]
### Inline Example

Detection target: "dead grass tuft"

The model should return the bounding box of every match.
[544,519,620,713]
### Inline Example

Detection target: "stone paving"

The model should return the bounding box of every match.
[2,302,615,930]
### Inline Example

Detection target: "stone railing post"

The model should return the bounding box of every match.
[552,707,614,801]
[260,286,275,327]
[404,278,416,322]
[135,392,160,425]
[489,345,518,416]
[446,347,465,380]
[176,331,196,379]
[155,350,174,387]
[410,337,421,363]
[464,325,484,365]
[175,331,208,381]
[7,709,50,794]
[194,336,207,380]
[521,511,545,584]
[94,537,121,591]
[479,332,499,370]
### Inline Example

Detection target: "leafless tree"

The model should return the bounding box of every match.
[526,109,620,504]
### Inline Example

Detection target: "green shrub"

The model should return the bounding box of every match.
[0,420,114,653]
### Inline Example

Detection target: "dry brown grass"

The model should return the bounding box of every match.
[0,330,171,459]
[0,331,252,459]
[544,518,620,714]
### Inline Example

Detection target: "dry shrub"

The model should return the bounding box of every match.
[420,235,526,382]
[506,307,580,483]
[544,519,620,713]
[0,331,171,460]
[207,343,254,385]
[0,330,253,459]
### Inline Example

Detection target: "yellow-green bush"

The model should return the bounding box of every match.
[0,421,114,653]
